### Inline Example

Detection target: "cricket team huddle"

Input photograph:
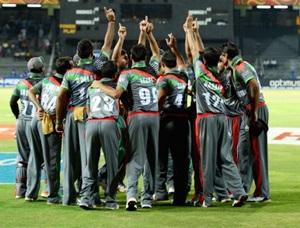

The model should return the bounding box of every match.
[10,7,270,211]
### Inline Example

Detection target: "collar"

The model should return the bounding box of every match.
[54,73,64,79]
[100,77,114,83]
[28,72,43,79]
[165,68,179,75]
[231,56,243,67]
[132,61,146,68]
[78,58,93,66]
[207,66,219,78]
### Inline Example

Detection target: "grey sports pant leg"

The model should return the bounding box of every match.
[15,118,31,197]
[100,120,120,203]
[238,105,270,199]
[196,114,245,205]
[81,119,119,205]
[126,113,159,204]
[26,117,43,199]
[251,105,270,198]
[38,121,62,202]
[237,113,253,193]
[63,111,86,205]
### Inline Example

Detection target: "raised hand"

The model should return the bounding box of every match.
[165,33,176,49]
[183,22,188,33]
[104,7,115,22]
[118,23,127,38]
[139,16,148,32]
[192,18,199,32]
[185,15,193,30]
[146,22,154,34]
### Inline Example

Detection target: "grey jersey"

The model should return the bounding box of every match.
[118,66,158,112]
[218,69,244,116]
[194,59,226,114]
[231,56,265,106]
[12,74,43,120]
[61,54,109,107]
[157,70,188,114]
[32,76,62,115]
[87,78,119,119]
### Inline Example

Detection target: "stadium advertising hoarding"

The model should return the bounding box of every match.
[234,0,300,5]
[263,79,300,88]
[0,0,58,4]
[0,78,21,87]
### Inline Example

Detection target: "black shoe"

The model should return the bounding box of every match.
[232,195,248,207]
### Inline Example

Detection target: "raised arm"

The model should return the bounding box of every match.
[112,23,127,62]
[166,33,185,70]
[183,22,193,64]
[145,21,160,59]
[193,18,204,54]
[101,7,116,55]
[185,15,200,60]
[138,16,148,46]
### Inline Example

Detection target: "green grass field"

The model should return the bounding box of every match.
[0,88,300,227]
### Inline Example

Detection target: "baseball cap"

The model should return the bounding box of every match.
[27,57,44,72]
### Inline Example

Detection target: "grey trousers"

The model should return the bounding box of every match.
[195,113,246,205]
[126,112,159,205]
[63,111,87,205]
[26,118,61,201]
[238,105,270,198]
[26,117,43,199]
[39,121,61,202]
[81,119,119,205]
[15,117,32,197]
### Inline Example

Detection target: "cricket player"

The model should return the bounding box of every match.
[221,42,270,202]
[56,7,115,206]
[155,33,190,205]
[92,21,160,209]
[185,15,247,207]
[10,57,45,199]
[27,57,73,203]
[79,61,120,210]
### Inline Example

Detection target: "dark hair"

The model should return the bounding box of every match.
[222,42,239,60]
[30,68,43,73]
[130,44,146,62]
[161,50,177,68]
[101,61,118,79]
[55,56,72,75]
[121,49,127,56]
[203,47,221,68]
[77,39,93,59]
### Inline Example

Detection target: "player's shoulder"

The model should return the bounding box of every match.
[235,60,252,73]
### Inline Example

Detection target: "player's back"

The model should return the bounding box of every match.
[194,59,226,114]
[157,71,188,114]
[13,75,43,120]
[62,65,100,107]
[87,78,119,119]
[119,68,158,113]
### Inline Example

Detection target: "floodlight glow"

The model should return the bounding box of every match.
[27,4,42,8]
[257,5,271,9]
[2,3,17,7]
[274,5,288,9]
